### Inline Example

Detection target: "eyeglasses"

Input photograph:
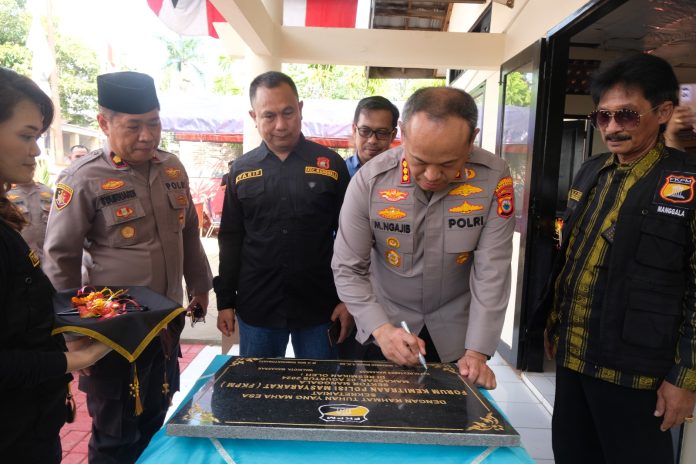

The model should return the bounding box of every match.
[588,105,661,130]
[356,126,395,140]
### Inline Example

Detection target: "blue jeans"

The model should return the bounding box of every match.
[237,317,337,359]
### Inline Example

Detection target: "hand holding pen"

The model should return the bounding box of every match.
[400,321,428,370]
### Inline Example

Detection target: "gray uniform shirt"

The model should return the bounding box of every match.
[7,182,53,262]
[332,146,515,362]
[43,148,212,304]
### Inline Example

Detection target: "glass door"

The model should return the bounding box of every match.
[495,40,547,368]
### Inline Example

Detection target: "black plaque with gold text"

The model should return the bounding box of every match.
[166,357,519,446]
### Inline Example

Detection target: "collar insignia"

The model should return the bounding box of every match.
[568,189,582,202]
[110,153,129,168]
[28,250,40,268]
[400,158,410,184]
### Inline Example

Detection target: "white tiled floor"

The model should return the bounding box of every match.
[170,348,556,463]
[488,353,555,463]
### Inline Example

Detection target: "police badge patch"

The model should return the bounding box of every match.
[658,173,696,204]
[317,157,330,169]
[54,183,74,210]
[495,177,514,218]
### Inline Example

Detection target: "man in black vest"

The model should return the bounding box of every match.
[536,54,696,463]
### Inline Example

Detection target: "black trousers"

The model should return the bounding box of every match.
[552,365,674,464]
[85,353,179,464]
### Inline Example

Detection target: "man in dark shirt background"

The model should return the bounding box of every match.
[214,71,352,358]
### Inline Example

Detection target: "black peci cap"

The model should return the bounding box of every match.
[97,71,160,114]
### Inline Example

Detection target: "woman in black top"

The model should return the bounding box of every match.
[0,67,111,462]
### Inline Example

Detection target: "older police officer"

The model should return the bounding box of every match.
[332,87,514,389]
[43,71,212,463]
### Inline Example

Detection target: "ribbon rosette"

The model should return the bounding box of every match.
[70,286,143,319]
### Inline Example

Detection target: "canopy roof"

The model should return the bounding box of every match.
[159,94,402,140]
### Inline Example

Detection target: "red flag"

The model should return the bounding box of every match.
[305,0,358,28]
[147,0,225,38]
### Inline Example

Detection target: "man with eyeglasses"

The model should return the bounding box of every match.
[531,54,696,463]
[332,87,515,389]
[346,96,399,177]
[215,71,353,359]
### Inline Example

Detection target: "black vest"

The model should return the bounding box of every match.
[530,147,696,377]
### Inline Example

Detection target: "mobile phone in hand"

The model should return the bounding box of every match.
[327,319,341,347]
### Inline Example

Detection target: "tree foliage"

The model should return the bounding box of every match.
[213,54,242,95]
[0,0,31,73]
[504,71,532,107]
[160,36,205,92]
[284,63,444,101]
[211,59,444,101]
[0,0,98,126]
[55,34,98,126]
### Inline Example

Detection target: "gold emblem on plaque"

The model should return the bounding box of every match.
[466,411,504,432]
[183,403,220,425]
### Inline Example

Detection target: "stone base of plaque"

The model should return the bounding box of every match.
[167,357,519,447]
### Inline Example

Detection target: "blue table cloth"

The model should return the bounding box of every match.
[137,355,535,464]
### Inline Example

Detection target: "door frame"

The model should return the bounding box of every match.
[496,0,631,371]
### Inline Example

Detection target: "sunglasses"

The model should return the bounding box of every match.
[588,104,661,130]
[356,126,395,140]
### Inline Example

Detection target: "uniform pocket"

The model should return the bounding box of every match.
[444,226,483,253]
[237,179,264,200]
[102,201,146,247]
[167,190,189,231]
[635,216,686,271]
[622,287,682,350]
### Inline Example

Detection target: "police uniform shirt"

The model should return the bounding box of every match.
[7,182,53,261]
[43,148,212,304]
[215,135,350,329]
[332,146,515,363]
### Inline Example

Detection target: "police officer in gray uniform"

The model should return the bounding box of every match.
[7,181,53,261]
[332,87,515,389]
[43,71,212,463]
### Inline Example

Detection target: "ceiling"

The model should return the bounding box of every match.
[367,0,486,79]
[571,0,696,69]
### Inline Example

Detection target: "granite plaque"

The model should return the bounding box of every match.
[167,357,520,447]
